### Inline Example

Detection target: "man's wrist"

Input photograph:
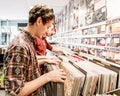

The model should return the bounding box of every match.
[44,73,51,82]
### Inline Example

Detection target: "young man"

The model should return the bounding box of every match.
[35,24,69,56]
[4,4,66,96]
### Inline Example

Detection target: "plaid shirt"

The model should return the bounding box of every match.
[4,30,44,96]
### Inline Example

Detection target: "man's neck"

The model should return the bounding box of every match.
[24,25,36,38]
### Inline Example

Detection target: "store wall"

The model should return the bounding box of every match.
[53,0,120,69]
[0,20,27,47]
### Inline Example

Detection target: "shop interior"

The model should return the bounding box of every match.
[0,0,120,96]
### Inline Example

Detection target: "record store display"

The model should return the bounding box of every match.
[52,0,120,95]
[50,53,118,96]
[68,55,117,94]
[1,0,120,95]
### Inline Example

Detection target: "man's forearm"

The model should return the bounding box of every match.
[37,55,49,59]
[51,47,63,53]
[18,74,50,96]
[37,58,48,65]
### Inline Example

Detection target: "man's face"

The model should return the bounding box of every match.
[46,24,56,37]
[37,17,54,38]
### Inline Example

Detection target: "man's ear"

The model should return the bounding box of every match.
[36,17,42,26]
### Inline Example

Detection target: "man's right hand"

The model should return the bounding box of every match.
[45,69,67,83]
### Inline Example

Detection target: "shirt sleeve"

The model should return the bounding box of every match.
[4,46,29,96]
[45,39,53,51]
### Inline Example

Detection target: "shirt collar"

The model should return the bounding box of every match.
[21,29,35,42]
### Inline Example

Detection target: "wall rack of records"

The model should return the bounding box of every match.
[53,14,120,96]
[52,0,120,95]
[53,17,120,96]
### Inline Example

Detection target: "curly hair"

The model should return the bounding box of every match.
[29,4,55,25]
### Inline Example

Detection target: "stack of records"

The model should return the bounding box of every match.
[67,56,100,96]
[62,55,117,95]
[92,59,120,89]
[58,55,85,96]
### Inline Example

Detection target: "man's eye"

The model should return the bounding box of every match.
[51,33,53,35]
[47,27,50,29]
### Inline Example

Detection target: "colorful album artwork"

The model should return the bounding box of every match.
[106,50,120,64]
[85,12,94,25]
[94,6,106,23]
[111,22,120,33]
[96,37,106,46]
[82,29,88,35]
[106,37,120,47]
[88,38,96,45]
[97,25,106,34]
[96,49,106,59]
[87,27,98,35]
[88,48,95,55]
[81,47,88,53]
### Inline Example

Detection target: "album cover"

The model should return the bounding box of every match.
[111,22,120,33]
[82,29,88,35]
[106,17,120,33]
[106,38,112,46]
[96,49,106,59]
[96,37,106,46]
[93,6,106,23]
[106,23,112,33]
[87,27,98,35]
[106,37,120,47]
[88,48,95,55]
[97,25,106,34]
[106,51,120,65]
[81,38,95,45]
[80,46,88,53]
[85,12,94,25]
[81,38,88,44]
[72,46,80,53]
[88,38,96,45]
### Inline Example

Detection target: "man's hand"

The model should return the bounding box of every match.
[46,57,62,65]
[45,69,66,83]
[62,51,71,56]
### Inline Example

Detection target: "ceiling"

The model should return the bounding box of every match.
[0,0,70,20]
